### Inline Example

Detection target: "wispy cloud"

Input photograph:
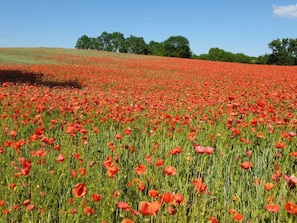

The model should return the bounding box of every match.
[273,3,297,18]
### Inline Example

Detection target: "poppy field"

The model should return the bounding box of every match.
[0,48,297,223]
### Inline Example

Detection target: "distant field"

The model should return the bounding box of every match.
[0,47,156,65]
[0,47,296,223]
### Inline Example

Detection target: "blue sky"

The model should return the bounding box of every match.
[1,0,297,56]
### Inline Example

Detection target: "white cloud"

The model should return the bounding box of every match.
[273,4,297,18]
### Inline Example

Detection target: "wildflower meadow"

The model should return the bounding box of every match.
[0,48,296,222]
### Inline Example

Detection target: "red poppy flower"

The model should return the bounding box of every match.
[287,175,297,189]
[2,209,10,215]
[23,199,31,206]
[194,144,205,154]
[144,155,152,164]
[72,183,87,198]
[73,153,81,159]
[205,146,215,155]
[112,190,120,198]
[209,216,219,223]
[139,201,161,216]
[68,198,73,204]
[92,193,102,202]
[289,175,297,184]
[124,127,132,135]
[65,125,76,136]
[275,141,286,149]
[285,201,297,214]
[136,181,145,191]
[265,204,280,213]
[103,156,113,168]
[83,206,95,216]
[121,219,134,223]
[240,161,253,169]
[161,192,175,204]
[117,202,131,211]
[9,184,17,189]
[163,166,177,176]
[257,100,266,108]
[233,212,244,221]
[70,208,77,215]
[93,127,99,134]
[9,130,17,138]
[264,182,274,191]
[78,167,86,176]
[56,153,65,163]
[35,148,46,157]
[115,133,122,140]
[169,147,182,155]
[192,178,207,194]
[290,151,297,157]
[155,159,164,167]
[257,132,265,138]
[71,169,77,178]
[135,164,146,175]
[148,189,159,198]
[246,150,253,156]
[26,203,35,211]
[107,165,119,178]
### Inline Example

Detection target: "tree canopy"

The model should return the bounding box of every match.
[76,33,297,65]
[196,48,256,64]
[163,36,192,58]
[75,35,92,49]
[75,32,192,58]
[267,38,297,65]
[124,35,148,55]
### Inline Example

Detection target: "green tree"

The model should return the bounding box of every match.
[75,35,91,49]
[256,54,269,64]
[147,41,165,56]
[97,32,125,52]
[288,38,297,64]
[163,36,192,58]
[97,31,111,51]
[124,35,148,55]
[197,47,254,63]
[267,38,296,65]
[208,48,232,61]
[110,32,126,53]
[89,37,100,50]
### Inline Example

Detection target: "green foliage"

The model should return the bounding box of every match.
[147,41,165,56]
[75,33,296,65]
[196,48,256,64]
[267,38,297,65]
[163,36,192,58]
[256,54,269,64]
[96,32,126,52]
[75,32,193,59]
[75,35,91,49]
[124,35,148,55]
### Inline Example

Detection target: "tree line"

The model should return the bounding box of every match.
[75,32,192,58]
[75,32,297,65]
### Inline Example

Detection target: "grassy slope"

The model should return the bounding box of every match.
[0,47,157,65]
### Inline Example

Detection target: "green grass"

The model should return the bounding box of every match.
[0,47,157,65]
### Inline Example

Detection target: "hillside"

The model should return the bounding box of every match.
[0,47,297,223]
